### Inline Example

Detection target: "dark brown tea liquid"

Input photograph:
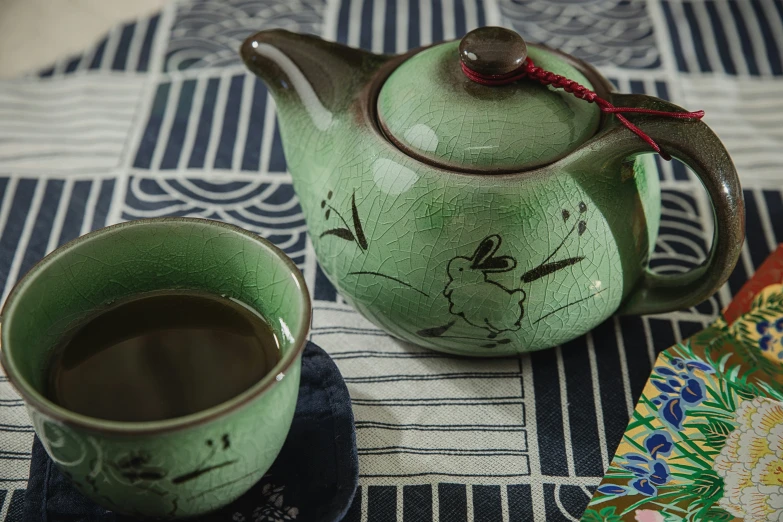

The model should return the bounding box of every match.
[46,290,280,422]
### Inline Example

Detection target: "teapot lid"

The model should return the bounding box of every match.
[376,27,602,173]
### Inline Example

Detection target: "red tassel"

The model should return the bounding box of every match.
[461,59,704,161]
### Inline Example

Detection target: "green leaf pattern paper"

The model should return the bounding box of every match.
[584,284,783,522]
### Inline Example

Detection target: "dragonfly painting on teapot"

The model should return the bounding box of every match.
[241,27,744,356]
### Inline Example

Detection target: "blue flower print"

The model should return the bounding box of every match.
[680,378,706,404]
[607,431,673,498]
[621,456,670,486]
[757,318,783,357]
[655,367,678,377]
[652,381,677,394]
[756,317,783,334]
[597,484,627,496]
[644,431,673,460]
[660,397,685,431]
[757,319,771,335]
[669,357,686,371]
[651,357,714,430]
[631,477,657,496]
[621,461,649,476]
[648,460,671,485]
[684,360,713,373]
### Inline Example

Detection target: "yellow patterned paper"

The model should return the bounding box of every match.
[582,285,783,522]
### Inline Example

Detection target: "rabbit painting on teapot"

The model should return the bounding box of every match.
[439,209,590,347]
[443,235,527,344]
[240,26,745,356]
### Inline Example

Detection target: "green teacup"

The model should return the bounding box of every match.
[0,218,311,518]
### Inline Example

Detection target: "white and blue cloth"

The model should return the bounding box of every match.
[0,0,782,520]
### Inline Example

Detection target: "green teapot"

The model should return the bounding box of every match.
[240,27,744,356]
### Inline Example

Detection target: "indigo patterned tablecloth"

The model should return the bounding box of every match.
[0,1,781,520]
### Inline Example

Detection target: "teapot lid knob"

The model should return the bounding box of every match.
[459,27,528,77]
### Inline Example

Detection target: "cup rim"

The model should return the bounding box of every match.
[0,217,312,435]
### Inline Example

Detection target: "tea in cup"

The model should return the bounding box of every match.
[0,218,311,518]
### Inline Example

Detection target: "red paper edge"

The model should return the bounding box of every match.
[722,243,783,325]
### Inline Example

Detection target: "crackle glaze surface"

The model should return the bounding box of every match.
[0,219,308,518]
[292,139,659,355]
[378,42,601,171]
[241,30,742,356]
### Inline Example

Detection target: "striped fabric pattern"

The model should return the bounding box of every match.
[681,76,783,179]
[0,77,146,172]
[132,75,287,173]
[662,0,783,75]
[0,0,781,520]
[331,0,491,50]
[0,177,116,303]
[39,15,163,77]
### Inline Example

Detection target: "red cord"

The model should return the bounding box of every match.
[461,59,704,160]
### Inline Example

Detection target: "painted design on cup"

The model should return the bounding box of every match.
[171,434,237,484]
[232,483,299,521]
[30,409,249,517]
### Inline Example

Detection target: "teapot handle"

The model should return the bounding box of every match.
[605,94,745,315]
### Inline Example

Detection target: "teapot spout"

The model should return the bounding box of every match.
[241,30,385,131]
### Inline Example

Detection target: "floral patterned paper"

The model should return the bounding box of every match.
[583,246,783,522]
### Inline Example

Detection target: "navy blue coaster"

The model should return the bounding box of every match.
[24,341,358,522]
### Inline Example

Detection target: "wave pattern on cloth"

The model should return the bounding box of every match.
[499,0,661,69]
[0,77,146,172]
[165,0,325,71]
[38,15,163,77]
